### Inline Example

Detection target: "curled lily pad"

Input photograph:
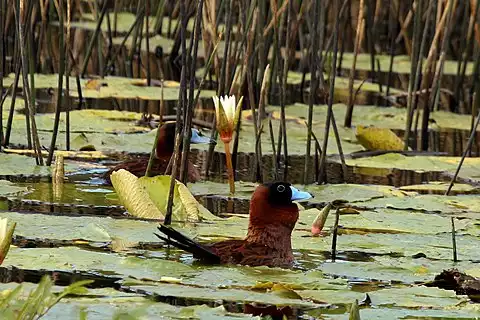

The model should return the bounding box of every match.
[111,170,216,221]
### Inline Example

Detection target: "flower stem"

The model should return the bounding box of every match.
[224,141,235,195]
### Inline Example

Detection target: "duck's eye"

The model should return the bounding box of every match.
[277,185,286,192]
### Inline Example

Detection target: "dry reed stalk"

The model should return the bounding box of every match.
[304,0,323,184]
[165,0,188,225]
[15,0,43,164]
[80,0,108,77]
[331,208,340,262]
[454,0,480,109]
[344,0,365,128]
[451,217,458,262]
[404,0,425,150]
[65,0,71,151]
[319,0,349,183]
[145,0,151,86]
[46,0,66,166]
[469,0,480,46]
[146,81,165,177]
[419,2,450,84]
[254,64,270,182]
[262,0,289,37]
[202,0,220,81]
[180,0,205,184]
[0,0,4,145]
[427,0,457,150]
[394,0,412,55]
[446,92,480,196]
[3,50,21,147]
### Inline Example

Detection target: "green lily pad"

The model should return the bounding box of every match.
[399,182,480,195]
[2,74,216,101]
[315,307,480,319]
[0,153,100,178]
[362,193,480,213]
[369,285,468,308]
[0,211,156,243]
[3,246,194,281]
[0,281,255,320]
[0,180,28,197]
[335,53,474,76]
[129,282,318,308]
[303,183,402,204]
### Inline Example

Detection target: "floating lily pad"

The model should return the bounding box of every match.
[0,153,51,177]
[315,306,480,319]
[335,52,474,76]
[399,181,480,195]
[345,153,480,184]
[0,211,156,243]
[129,282,319,309]
[0,281,255,320]
[303,183,403,204]
[361,193,480,213]
[0,181,28,197]
[2,74,216,101]
[3,246,194,280]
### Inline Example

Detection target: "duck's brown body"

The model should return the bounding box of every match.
[207,224,295,267]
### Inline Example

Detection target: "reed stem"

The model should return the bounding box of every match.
[47,0,66,166]
[80,0,108,78]
[451,217,458,262]
[331,208,340,262]
[146,81,164,177]
[445,91,480,195]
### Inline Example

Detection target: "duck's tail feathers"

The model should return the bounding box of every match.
[155,225,221,263]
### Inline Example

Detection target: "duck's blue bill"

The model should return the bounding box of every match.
[191,128,216,144]
[290,186,313,201]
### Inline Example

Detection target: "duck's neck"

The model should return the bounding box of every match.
[245,223,294,259]
[155,140,174,161]
[155,149,173,161]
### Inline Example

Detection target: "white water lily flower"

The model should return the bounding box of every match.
[0,218,16,265]
[212,95,243,143]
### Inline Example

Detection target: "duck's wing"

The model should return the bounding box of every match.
[155,225,221,264]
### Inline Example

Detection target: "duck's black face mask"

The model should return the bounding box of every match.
[265,182,313,206]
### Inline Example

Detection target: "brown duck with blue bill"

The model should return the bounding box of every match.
[155,182,313,268]
[104,122,214,184]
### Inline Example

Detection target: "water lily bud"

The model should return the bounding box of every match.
[212,95,243,143]
[311,203,332,236]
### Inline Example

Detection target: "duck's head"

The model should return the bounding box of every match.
[249,182,313,230]
[155,122,215,159]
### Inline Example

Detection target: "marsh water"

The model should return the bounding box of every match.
[1,2,480,320]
